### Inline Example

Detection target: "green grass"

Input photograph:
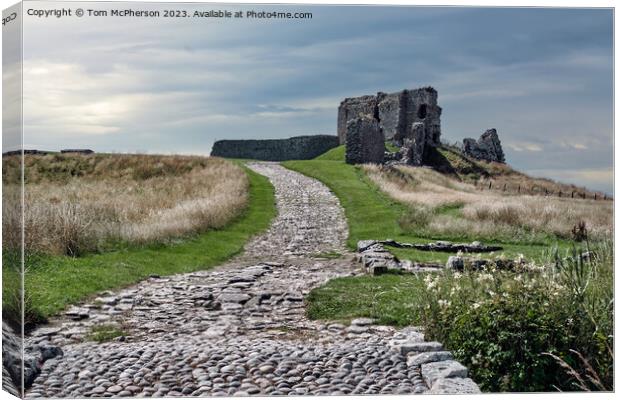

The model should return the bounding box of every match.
[282,159,567,264]
[314,145,345,161]
[22,167,276,322]
[306,272,426,326]
[385,141,400,153]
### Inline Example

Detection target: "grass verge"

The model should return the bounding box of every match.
[21,166,276,323]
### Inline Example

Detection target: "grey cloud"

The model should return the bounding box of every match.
[16,3,613,193]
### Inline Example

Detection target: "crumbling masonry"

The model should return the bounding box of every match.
[338,87,442,165]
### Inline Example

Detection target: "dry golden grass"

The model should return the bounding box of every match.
[436,146,605,199]
[2,154,249,256]
[364,164,613,241]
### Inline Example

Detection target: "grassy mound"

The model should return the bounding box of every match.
[314,145,345,161]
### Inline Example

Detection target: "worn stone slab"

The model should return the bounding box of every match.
[351,318,375,326]
[357,240,378,253]
[396,341,443,355]
[217,293,252,304]
[428,377,481,394]
[407,351,453,366]
[422,360,469,386]
[64,307,90,320]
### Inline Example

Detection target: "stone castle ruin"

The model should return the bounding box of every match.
[208,86,504,165]
[339,86,505,166]
[338,87,442,166]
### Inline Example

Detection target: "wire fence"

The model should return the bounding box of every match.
[474,180,612,201]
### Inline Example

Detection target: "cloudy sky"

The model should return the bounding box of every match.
[9,2,615,193]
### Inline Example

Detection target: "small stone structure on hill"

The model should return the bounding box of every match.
[339,87,442,166]
[210,135,339,161]
[462,129,505,163]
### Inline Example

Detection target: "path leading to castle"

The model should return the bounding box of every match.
[25,162,430,398]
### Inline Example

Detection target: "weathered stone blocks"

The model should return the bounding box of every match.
[421,360,469,386]
[428,377,481,394]
[407,351,454,366]
[345,115,385,164]
[338,87,442,146]
[397,341,444,356]
[400,122,426,166]
[339,87,442,166]
[463,128,505,163]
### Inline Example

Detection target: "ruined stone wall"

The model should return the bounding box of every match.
[345,115,385,165]
[337,87,441,146]
[210,135,339,161]
[462,129,505,163]
[337,95,377,144]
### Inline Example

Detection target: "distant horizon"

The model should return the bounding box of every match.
[3,143,613,196]
[3,3,613,193]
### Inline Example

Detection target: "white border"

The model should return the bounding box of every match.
[0,1,616,400]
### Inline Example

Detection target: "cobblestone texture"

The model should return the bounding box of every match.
[22,162,475,397]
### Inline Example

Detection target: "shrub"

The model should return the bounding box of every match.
[417,242,613,392]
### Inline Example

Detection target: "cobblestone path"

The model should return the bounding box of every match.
[25,163,433,398]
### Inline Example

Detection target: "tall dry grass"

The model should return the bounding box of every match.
[2,154,249,256]
[364,164,613,241]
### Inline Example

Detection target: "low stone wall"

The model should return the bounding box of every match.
[211,135,339,161]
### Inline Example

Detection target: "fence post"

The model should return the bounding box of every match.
[594,193,597,200]
[559,191,562,198]
[488,181,492,190]
[571,191,574,198]
[518,185,520,193]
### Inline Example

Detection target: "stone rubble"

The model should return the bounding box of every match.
[20,162,479,397]
[381,239,503,253]
[356,240,444,275]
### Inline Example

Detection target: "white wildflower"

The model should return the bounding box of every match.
[476,273,494,283]
[438,299,451,308]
